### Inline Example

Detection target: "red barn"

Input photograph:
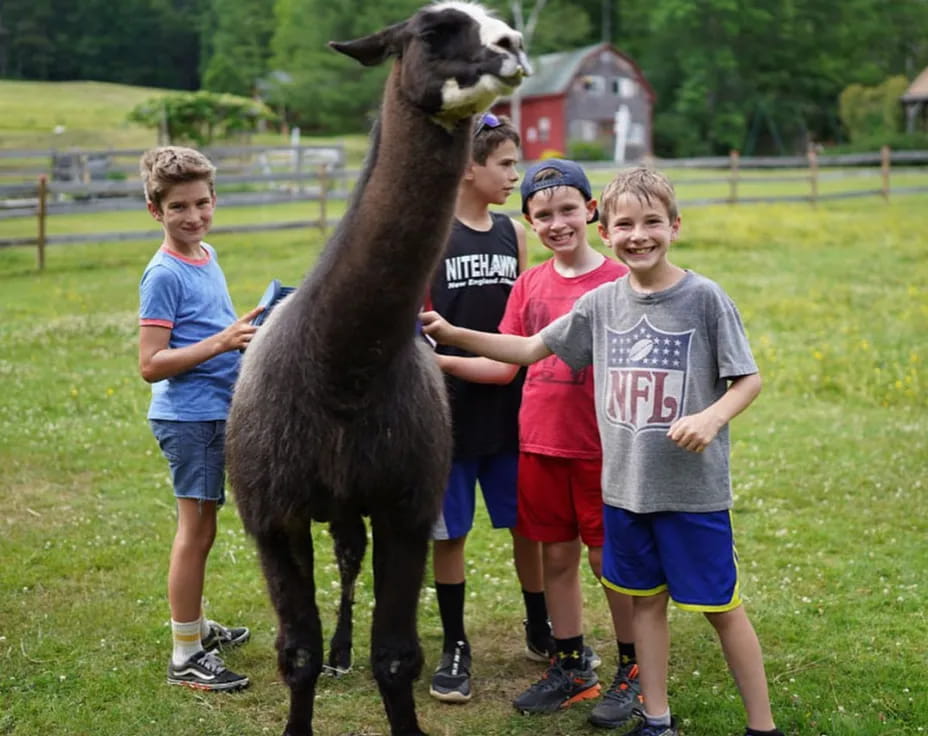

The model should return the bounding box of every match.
[493,42,655,162]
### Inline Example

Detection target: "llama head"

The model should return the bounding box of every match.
[330,1,531,127]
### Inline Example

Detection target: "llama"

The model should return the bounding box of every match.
[225,4,530,735]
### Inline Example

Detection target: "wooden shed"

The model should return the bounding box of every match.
[902,67,928,133]
[492,42,655,162]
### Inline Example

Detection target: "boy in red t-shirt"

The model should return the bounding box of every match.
[439,159,640,721]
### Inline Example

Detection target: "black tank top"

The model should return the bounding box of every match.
[429,213,524,458]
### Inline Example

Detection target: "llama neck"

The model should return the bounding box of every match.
[310,66,470,352]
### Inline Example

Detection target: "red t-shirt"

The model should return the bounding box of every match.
[499,256,628,458]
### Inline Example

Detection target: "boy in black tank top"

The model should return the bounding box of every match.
[426,114,549,704]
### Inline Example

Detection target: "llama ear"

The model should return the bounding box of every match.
[329,21,408,66]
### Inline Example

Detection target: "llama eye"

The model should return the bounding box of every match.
[496,37,513,51]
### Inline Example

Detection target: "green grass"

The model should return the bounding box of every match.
[1,194,926,735]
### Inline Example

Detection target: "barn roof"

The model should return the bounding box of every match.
[902,66,928,102]
[514,42,655,101]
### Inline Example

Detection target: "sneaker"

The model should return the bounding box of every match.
[522,620,601,669]
[513,659,601,713]
[634,717,679,736]
[167,650,249,691]
[429,642,472,703]
[589,663,643,729]
[201,620,250,652]
[524,619,554,662]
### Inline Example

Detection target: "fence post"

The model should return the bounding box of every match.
[295,146,304,195]
[728,149,740,205]
[37,175,48,271]
[807,144,818,206]
[318,163,328,234]
[880,145,891,201]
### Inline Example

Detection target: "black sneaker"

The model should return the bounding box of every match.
[513,658,600,713]
[634,717,679,736]
[201,620,250,652]
[167,650,249,691]
[522,620,601,669]
[429,641,472,703]
[524,619,554,662]
[589,663,643,729]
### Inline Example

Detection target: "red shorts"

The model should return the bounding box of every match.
[515,452,604,547]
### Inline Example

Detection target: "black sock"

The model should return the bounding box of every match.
[745,729,784,736]
[618,640,637,667]
[555,635,584,669]
[522,589,548,632]
[435,581,467,652]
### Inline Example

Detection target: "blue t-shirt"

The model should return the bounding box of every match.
[139,243,240,421]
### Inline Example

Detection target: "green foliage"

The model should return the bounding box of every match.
[127,91,278,146]
[200,0,277,96]
[838,76,910,143]
[567,139,609,161]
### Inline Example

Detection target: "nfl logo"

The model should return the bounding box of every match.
[604,316,693,432]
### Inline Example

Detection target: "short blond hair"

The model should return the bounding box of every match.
[600,167,678,226]
[140,146,216,212]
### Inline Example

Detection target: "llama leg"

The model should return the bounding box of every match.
[256,530,324,736]
[326,515,367,675]
[369,514,430,736]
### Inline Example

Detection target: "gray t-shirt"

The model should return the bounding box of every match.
[540,270,757,513]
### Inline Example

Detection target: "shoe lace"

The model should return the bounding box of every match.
[196,650,227,674]
[605,663,640,700]
[527,662,572,694]
[207,620,230,639]
[445,641,468,676]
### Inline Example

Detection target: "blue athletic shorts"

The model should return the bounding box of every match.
[431,452,518,541]
[601,506,741,612]
[149,419,226,506]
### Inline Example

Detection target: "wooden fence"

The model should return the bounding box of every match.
[2,144,927,270]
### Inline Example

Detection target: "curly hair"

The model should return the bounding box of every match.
[139,146,216,212]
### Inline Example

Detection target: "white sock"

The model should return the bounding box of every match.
[645,708,672,727]
[172,618,204,666]
[199,616,211,641]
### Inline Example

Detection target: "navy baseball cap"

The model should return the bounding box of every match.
[520,158,598,222]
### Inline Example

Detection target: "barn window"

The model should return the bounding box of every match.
[614,77,637,98]
[569,119,598,141]
[628,123,645,145]
[538,116,551,142]
[581,75,605,94]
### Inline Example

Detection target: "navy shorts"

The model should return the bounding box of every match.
[431,452,518,541]
[601,506,742,612]
[149,419,227,506]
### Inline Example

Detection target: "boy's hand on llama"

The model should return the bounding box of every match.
[667,409,724,453]
[419,310,455,345]
[222,307,264,351]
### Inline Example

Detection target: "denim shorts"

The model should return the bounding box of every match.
[149,419,227,506]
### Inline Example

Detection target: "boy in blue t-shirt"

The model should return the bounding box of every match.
[138,146,262,691]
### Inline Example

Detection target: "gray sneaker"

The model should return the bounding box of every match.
[589,663,643,729]
[429,641,472,703]
[513,658,600,713]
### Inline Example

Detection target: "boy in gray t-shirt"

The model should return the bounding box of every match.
[420,168,783,736]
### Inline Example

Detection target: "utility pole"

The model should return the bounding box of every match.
[508,0,548,139]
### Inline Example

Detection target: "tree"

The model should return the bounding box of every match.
[201,0,276,96]
[128,91,277,145]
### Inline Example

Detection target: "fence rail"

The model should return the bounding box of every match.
[2,144,927,268]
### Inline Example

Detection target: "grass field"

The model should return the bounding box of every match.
[1,191,926,735]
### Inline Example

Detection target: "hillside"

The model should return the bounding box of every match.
[0,80,177,150]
